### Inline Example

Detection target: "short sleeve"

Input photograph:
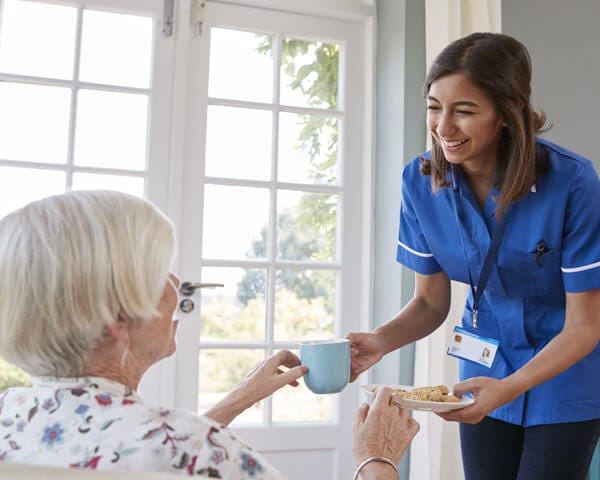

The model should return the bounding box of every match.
[561,160,600,292]
[396,165,443,275]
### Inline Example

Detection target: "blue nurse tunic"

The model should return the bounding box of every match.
[396,137,600,426]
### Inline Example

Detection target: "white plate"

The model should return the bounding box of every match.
[361,384,474,412]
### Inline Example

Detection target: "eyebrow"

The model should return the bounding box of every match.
[426,96,479,108]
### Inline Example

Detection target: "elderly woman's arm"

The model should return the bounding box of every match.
[204,350,307,425]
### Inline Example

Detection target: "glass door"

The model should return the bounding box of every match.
[174,3,369,479]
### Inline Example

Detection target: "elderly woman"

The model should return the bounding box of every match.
[0,190,417,479]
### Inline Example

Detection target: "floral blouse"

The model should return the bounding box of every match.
[0,377,286,478]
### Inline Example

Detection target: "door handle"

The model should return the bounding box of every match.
[179,281,224,297]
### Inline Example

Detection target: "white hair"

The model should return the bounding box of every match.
[0,190,176,377]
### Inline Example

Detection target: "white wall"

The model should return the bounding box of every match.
[502,0,600,170]
[373,0,426,477]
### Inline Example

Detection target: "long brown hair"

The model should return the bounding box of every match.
[421,32,549,219]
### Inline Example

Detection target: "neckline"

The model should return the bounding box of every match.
[30,376,142,402]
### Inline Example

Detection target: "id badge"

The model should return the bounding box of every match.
[447,326,499,368]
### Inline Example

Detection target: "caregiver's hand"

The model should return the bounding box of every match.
[436,377,520,424]
[345,331,385,382]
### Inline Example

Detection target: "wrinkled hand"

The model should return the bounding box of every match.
[437,377,520,424]
[204,350,307,425]
[237,349,308,404]
[346,332,384,382]
[353,387,420,466]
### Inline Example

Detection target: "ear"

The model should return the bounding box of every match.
[105,314,130,342]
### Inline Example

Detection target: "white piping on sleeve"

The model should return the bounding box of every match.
[398,241,434,258]
[561,260,600,273]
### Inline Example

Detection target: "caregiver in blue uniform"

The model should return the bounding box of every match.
[347,32,600,479]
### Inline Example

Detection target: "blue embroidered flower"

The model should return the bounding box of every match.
[75,404,89,416]
[42,422,65,447]
[240,452,264,476]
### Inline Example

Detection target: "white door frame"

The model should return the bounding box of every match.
[163,2,376,478]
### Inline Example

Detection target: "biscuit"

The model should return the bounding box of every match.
[393,385,457,402]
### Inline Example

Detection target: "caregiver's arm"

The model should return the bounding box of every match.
[374,270,452,353]
[347,271,451,382]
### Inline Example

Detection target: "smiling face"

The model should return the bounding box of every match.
[426,72,506,179]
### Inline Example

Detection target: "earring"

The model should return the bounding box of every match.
[120,335,130,368]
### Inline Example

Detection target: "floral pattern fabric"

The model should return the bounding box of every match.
[0,377,286,478]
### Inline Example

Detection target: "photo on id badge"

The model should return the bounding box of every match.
[479,347,491,365]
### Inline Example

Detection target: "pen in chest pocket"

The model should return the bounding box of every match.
[535,241,549,267]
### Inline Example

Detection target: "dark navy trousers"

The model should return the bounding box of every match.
[460,416,600,480]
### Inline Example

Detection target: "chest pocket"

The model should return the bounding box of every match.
[496,246,563,298]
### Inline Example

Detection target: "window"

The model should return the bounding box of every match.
[0,0,173,388]
[0,2,374,477]
[197,27,343,424]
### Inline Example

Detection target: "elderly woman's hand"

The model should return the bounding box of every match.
[237,349,308,401]
[352,387,420,480]
[204,350,307,425]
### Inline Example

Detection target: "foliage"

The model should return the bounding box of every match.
[201,295,267,341]
[271,38,340,185]
[197,35,341,397]
[199,348,263,393]
[272,289,333,340]
[199,288,333,393]
[0,357,30,392]
[201,288,333,346]
[237,212,335,307]
[240,37,339,303]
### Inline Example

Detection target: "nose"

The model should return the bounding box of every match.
[435,111,455,138]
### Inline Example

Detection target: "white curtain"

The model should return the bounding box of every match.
[409,2,501,480]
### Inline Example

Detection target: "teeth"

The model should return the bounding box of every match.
[444,139,468,147]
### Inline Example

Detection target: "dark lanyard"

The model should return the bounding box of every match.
[450,167,508,329]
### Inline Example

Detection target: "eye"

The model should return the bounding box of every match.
[426,105,440,111]
[456,110,475,115]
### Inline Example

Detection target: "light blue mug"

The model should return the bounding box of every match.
[300,339,351,394]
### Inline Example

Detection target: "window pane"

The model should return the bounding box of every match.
[72,173,144,197]
[0,167,65,219]
[0,83,71,164]
[205,106,272,180]
[277,190,337,262]
[74,89,148,170]
[202,185,269,260]
[273,269,335,341]
[272,349,332,422]
[208,28,273,103]
[198,349,265,424]
[79,10,153,88]
[280,38,339,110]
[0,0,76,79]
[200,267,266,342]
[278,113,338,185]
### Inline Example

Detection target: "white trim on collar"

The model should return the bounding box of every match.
[530,184,537,193]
